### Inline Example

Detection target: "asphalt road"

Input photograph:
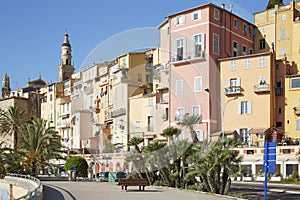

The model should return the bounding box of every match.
[230,182,300,200]
[42,181,235,200]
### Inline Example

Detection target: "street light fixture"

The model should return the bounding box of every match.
[221,96,238,139]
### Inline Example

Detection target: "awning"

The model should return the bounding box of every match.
[211,130,237,137]
[247,127,270,134]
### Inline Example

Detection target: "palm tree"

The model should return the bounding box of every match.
[186,138,242,195]
[127,137,144,153]
[19,118,65,176]
[161,127,181,144]
[178,115,201,144]
[0,106,26,150]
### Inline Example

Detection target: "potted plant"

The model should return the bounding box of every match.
[270,172,282,182]
[255,169,265,181]
[243,169,253,181]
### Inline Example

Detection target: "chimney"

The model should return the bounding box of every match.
[229,4,233,12]
[222,4,225,9]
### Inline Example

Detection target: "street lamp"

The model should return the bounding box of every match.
[221,96,238,138]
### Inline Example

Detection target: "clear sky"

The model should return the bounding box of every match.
[0,0,289,89]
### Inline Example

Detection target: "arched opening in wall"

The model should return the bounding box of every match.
[116,162,121,172]
[101,163,106,172]
[95,162,100,174]
[109,162,113,172]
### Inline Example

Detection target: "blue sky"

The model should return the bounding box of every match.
[0,0,288,89]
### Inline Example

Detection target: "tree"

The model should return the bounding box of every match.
[178,115,201,144]
[186,138,242,195]
[0,106,26,150]
[266,0,283,9]
[161,127,181,144]
[102,143,116,153]
[65,156,88,177]
[19,119,65,176]
[127,137,144,153]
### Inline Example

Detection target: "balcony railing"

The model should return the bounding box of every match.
[293,107,300,115]
[111,108,126,118]
[225,86,242,95]
[254,83,270,93]
[171,51,205,62]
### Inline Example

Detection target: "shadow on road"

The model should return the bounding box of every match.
[43,184,76,200]
[120,189,163,193]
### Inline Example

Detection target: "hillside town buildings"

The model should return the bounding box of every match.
[1,1,300,178]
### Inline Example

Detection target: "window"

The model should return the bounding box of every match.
[148,116,154,131]
[276,63,280,70]
[232,42,239,56]
[192,105,200,117]
[146,74,152,83]
[175,15,185,25]
[269,10,275,16]
[177,107,185,121]
[176,79,183,94]
[195,130,204,141]
[192,11,201,20]
[230,60,237,70]
[214,9,220,20]
[233,19,240,28]
[50,94,53,101]
[259,56,266,67]
[244,58,250,69]
[259,39,266,49]
[240,128,248,143]
[148,98,153,107]
[243,24,249,33]
[249,49,253,54]
[280,14,286,20]
[276,122,283,127]
[279,48,286,56]
[297,119,300,130]
[242,46,248,55]
[238,101,252,115]
[213,34,219,55]
[291,77,300,89]
[194,76,202,92]
[176,38,184,61]
[278,108,282,114]
[121,58,126,68]
[280,29,286,40]
[138,73,142,82]
[135,121,141,128]
[194,34,205,57]
[258,75,266,85]
[227,78,241,94]
[259,133,264,140]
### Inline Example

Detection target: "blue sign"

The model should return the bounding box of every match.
[263,142,276,173]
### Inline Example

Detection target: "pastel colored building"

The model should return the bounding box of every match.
[166,3,255,141]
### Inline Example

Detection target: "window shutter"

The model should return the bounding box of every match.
[183,37,187,59]
[298,98,300,106]
[248,101,252,114]
[174,17,177,25]
[172,40,177,61]
[226,79,230,88]
[237,78,241,86]
[237,101,241,115]
[201,34,205,52]
[190,36,195,58]
[182,15,186,23]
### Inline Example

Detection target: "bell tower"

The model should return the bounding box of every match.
[2,74,11,99]
[58,32,74,82]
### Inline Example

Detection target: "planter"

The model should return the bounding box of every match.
[236,177,241,182]
[255,176,265,181]
[270,176,282,182]
[243,177,253,182]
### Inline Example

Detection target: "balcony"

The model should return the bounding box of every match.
[225,86,242,96]
[111,108,126,118]
[171,51,205,63]
[254,83,270,93]
[293,107,300,115]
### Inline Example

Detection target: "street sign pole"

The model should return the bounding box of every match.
[263,141,276,200]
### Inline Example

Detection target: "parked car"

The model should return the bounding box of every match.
[98,172,109,182]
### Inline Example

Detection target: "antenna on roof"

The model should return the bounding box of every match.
[230,4,233,12]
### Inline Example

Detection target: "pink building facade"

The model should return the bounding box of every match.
[167,3,255,141]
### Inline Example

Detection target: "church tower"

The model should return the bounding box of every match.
[2,74,11,98]
[58,32,74,82]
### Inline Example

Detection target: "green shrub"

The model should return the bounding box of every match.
[64,156,88,177]
[153,181,169,187]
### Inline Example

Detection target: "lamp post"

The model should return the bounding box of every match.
[221,96,238,138]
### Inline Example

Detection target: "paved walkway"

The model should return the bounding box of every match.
[42,181,237,200]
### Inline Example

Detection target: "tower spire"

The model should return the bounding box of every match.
[59,31,74,82]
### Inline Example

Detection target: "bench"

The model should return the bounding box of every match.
[117,178,149,191]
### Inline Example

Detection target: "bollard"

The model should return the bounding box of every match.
[9,184,13,200]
